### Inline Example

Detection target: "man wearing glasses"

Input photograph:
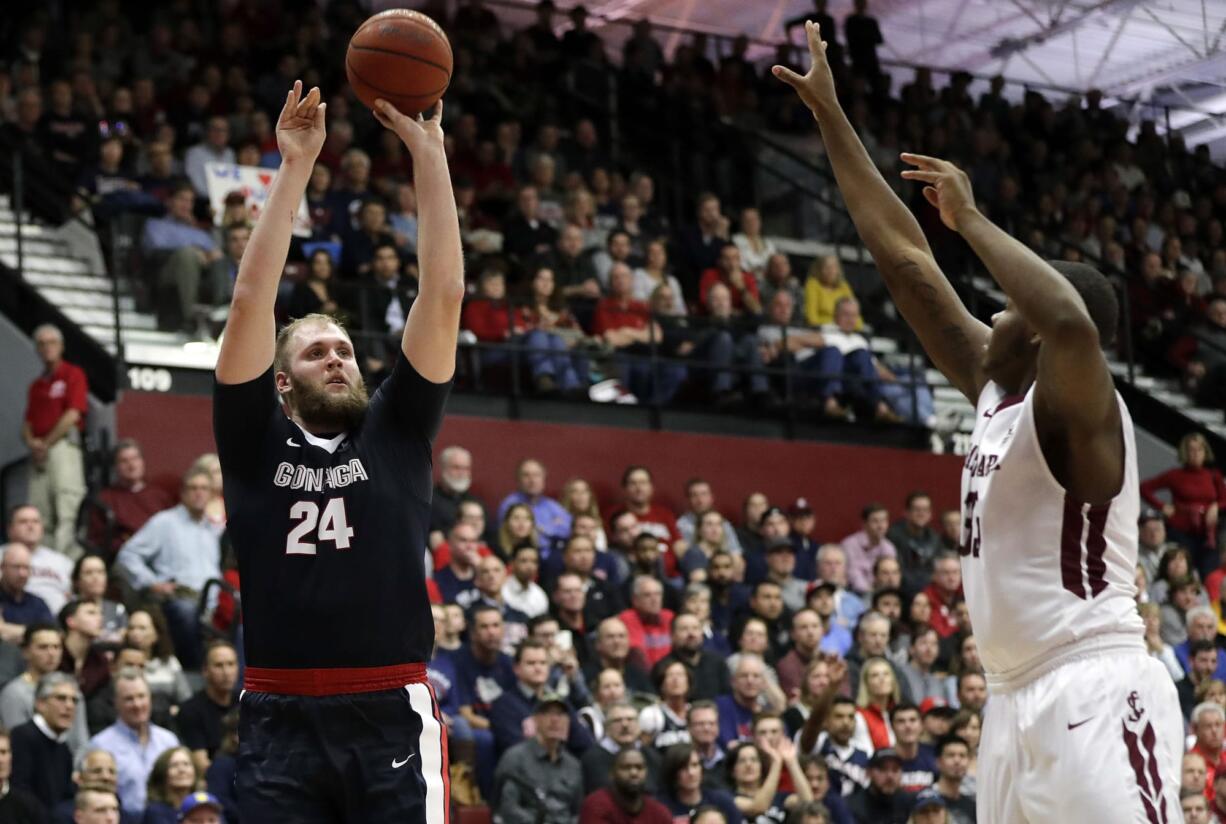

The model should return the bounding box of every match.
[9,671,78,810]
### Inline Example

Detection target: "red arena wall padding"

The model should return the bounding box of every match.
[118,391,963,538]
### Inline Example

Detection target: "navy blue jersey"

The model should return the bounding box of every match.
[213,353,450,669]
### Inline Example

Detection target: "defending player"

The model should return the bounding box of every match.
[775,23,1181,823]
[213,82,463,822]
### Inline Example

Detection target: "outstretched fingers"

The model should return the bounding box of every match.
[900,169,941,183]
[295,87,321,119]
[806,20,826,60]
[771,65,803,87]
[900,152,951,171]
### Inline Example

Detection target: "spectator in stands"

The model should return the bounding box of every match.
[502,543,549,619]
[0,623,85,754]
[582,746,672,822]
[1139,602,1184,681]
[39,79,94,183]
[676,478,742,556]
[0,728,46,820]
[1192,701,1226,799]
[815,543,865,635]
[183,116,233,195]
[285,249,343,321]
[9,671,76,810]
[580,699,660,795]
[5,506,73,614]
[728,738,811,821]
[0,543,55,644]
[88,669,179,816]
[776,609,825,699]
[141,745,202,823]
[140,182,222,332]
[59,600,108,704]
[847,747,911,823]
[491,639,589,756]
[657,742,741,822]
[1181,641,1222,718]
[122,609,190,723]
[520,265,590,395]
[494,692,584,824]
[22,323,89,557]
[592,230,637,290]
[1176,605,1226,679]
[900,626,946,707]
[844,0,884,80]
[632,240,686,315]
[435,521,482,609]
[58,751,123,823]
[840,504,897,595]
[715,655,769,747]
[116,468,221,670]
[176,640,237,775]
[593,262,671,401]
[922,552,963,640]
[585,617,652,693]
[852,656,900,753]
[618,575,675,668]
[91,440,174,559]
[699,243,762,316]
[676,193,731,296]
[886,492,942,592]
[202,222,249,310]
[804,256,859,329]
[1139,510,1180,597]
[1141,433,1226,573]
[1182,750,1208,800]
[654,611,730,702]
[732,208,776,278]
[499,459,572,554]
[503,185,559,263]
[428,445,486,547]
[954,674,987,717]
[1186,789,1212,824]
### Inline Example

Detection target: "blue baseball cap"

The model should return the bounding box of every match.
[178,792,223,820]
[914,787,947,810]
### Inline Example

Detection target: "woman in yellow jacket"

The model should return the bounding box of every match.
[804,255,862,329]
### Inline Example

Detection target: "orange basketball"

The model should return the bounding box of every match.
[345,9,452,116]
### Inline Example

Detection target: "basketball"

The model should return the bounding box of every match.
[345,9,452,116]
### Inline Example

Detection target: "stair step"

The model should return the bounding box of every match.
[83,325,185,346]
[0,236,67,257]
[2,252,95,275]
[21,271,125,292]
[0,221,48,237]
[63,306,156,330]
[38,287,134,311]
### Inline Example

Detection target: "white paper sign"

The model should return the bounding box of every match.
[205,162,311,237]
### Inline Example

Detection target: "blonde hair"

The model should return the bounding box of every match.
[855,656,901,707]
[561,478,602,520]
[498,503,538,557]
[1179,432,1215,466]
[274,313,351,375]
[807,255,846,286]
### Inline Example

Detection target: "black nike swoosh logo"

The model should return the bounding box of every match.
[1067,718,1093,730]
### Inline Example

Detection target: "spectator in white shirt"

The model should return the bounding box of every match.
[4,506,72,615]
[183,116,235,196]
[502,544,549,618]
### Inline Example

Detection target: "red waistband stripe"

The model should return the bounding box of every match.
[243,663,427,696]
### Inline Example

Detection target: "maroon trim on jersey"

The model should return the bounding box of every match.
[1122,720,1168,824]
[1060,496,1112,600]
[985,393,1025,418]
[1060,496,1087,599]
[244,663,428,696]
[1085,503,1112,597]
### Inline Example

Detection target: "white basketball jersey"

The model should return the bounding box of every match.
[959,382,1144,679]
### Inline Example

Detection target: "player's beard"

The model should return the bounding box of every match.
[288,374,370,431]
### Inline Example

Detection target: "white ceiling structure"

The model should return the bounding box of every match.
[555,0,1226,158]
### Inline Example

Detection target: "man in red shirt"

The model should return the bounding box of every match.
[22,325,88,557]
[618,575,675,668]
[698,242,762,315]
[593,264,667,402]
[579,747,671,823]
[609,466,684,557]
[91,440,175,558]
[922,551,964,638]
[1194,703,1226,802]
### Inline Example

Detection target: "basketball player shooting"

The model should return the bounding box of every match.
[775,22,1181,823]
[213,81,462,822]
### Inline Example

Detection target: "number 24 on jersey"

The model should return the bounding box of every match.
[286,498,355,555]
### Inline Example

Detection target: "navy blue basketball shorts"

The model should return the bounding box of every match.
[236,664,449,823]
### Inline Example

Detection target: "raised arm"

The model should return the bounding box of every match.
[773,22,989,402]
[216,82,325,385]
[901,154,1122,501]
[372,100,465,383]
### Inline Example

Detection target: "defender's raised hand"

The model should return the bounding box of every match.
[900,153,979,232]
[771,20,838,114]
[374,98,445,156]
[276,81,326,163]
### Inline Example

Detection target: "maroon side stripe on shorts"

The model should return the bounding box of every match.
[1060,496,1087,599]
[1141,721,1168,824]
[1122,721,1166,824]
